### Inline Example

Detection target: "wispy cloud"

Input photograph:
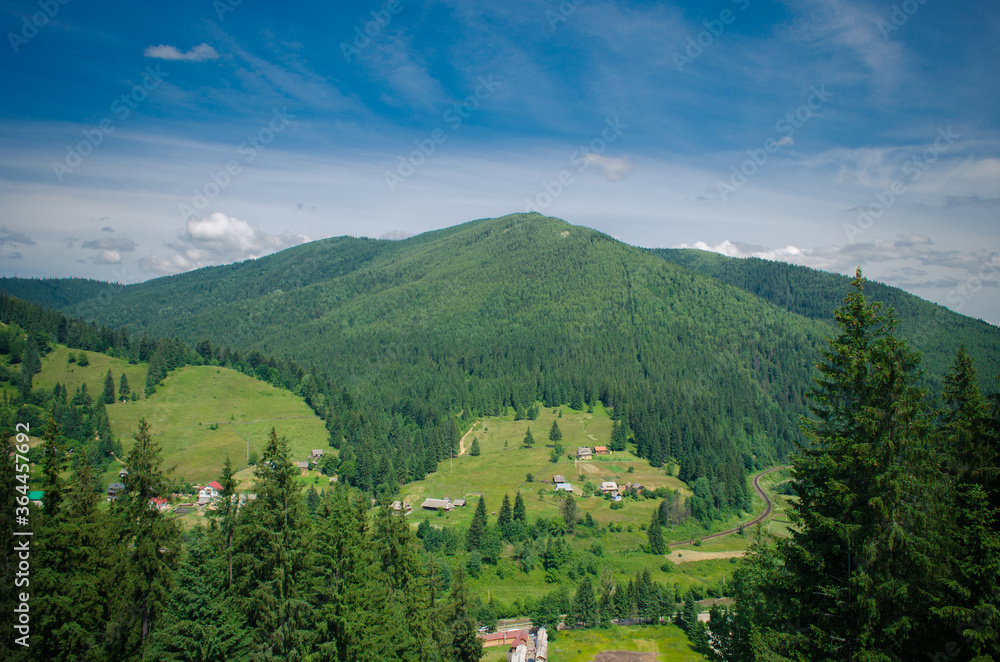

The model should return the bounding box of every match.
[0,226,36,247]
[144,43,219,62]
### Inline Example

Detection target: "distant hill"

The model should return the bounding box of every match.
[4,213,998,513]
[650,248,1000,392]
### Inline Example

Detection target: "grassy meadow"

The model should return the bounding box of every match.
[104,365,329,486]
[538,624,706,662]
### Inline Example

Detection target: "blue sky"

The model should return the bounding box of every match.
[1,0,998,323]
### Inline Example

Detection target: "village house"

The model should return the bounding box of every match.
[452,498,466,507]
[552,474,566,484]
[420,498,454,511]
[311,448,324,458]
[390,500,413,514]
[118,467,128,480]
[107,483,126,501]
[576,446,593,460]
[594,445,608,455]
[297,460,310,473]
[479,628,529,649]
[149,497,170,511]
[554,482,574,493]
[599,481,619,495]
[198,483,222,505]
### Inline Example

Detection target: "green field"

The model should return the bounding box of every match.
[537,624,706,662]
[36,344,149,400]
[105,365,329,485]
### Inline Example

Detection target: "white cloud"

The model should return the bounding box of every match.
[139,213,309,275]
[94,250,122,265]
[581,154,633,181]
[144,43,219,62]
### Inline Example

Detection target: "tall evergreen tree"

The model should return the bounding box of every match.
[772,270,940,660]
[572,576,599,628]
[467,496,488,550]
[119,372,131,401]
[647,509,665,555]
[232,428,312,660]
[104,369,116,405]
[469,436,480,456]
[497,493,513,537]
[561,493,578,532]
[107,418,180,661]
[549,421,562,442]
[445,568,483,662]
[935,346,1000,659]
[523,427,534,448]
[513,491,526,522]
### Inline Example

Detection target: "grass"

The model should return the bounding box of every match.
[36,345,148,400]
[105,365,329,485]
[542,624,706,662]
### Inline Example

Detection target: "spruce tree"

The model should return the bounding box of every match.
[572,576,598,628]
[107,418,180,660]
[104,369,116,405]
[119,372,130,401]
[470,437,480,456]
[561,493,578,532]
[935,347,1000,658]
[513,492,526,522]
[497,493,513,537]
[523,427,534,448]
[445,568,483,662]
[647,509,665,555]
[232,428,312,659]
[775,270,939,660]
[466,495,488,550]
[549,420,562,442]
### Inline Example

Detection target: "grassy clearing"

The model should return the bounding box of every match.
[541,624,706,662]
[36,345,148,400]
[105,365,329,485]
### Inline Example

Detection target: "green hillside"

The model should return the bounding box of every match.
[104,365,330,485]
[651,248,1000,392]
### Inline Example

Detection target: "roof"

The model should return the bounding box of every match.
[452,498,466,507]
[108,482,126,491]
[552,474,566,483]
[421,498,452,509]
[149,497,169,505]
[479,628,528,644]
[600,481,618,490]
[296,461,309,469]
[207,481,224,491]
[577,447,591,452]
[594,446,608,452]
[312,448,324,455]
[555,483,573,492]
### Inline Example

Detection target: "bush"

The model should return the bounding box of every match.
[76,352,89,366]
[526,473,534,482]
[660,562,674,573]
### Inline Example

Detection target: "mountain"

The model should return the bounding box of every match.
[3,213,998,512]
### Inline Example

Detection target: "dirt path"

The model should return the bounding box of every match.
[668,465,790,548]
[457,421,480,456]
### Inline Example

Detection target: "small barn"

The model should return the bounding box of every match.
[421,498,454,511]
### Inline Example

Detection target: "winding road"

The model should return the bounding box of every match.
[668,465,791,548]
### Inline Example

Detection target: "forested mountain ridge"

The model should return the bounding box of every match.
[652,247,1000,392]
[3,214,998,514]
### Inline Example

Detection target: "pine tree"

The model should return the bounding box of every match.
[470,437,480,456]
[497,493,513,537]
[523,427,534,448]
[549,421,562,442]
[210,455,239,590]
[775,270,939,660]
[647,509,665,555]
[572,576,599,628]
[119,372,131,401]
[561,493,578,532]
[231,428,312,660]
[104,369,116,405]
[467,495,488,550]
[107,418,180,661]
[445,568,483,662]
[935,346,1000,658]
[513,492,526,522]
